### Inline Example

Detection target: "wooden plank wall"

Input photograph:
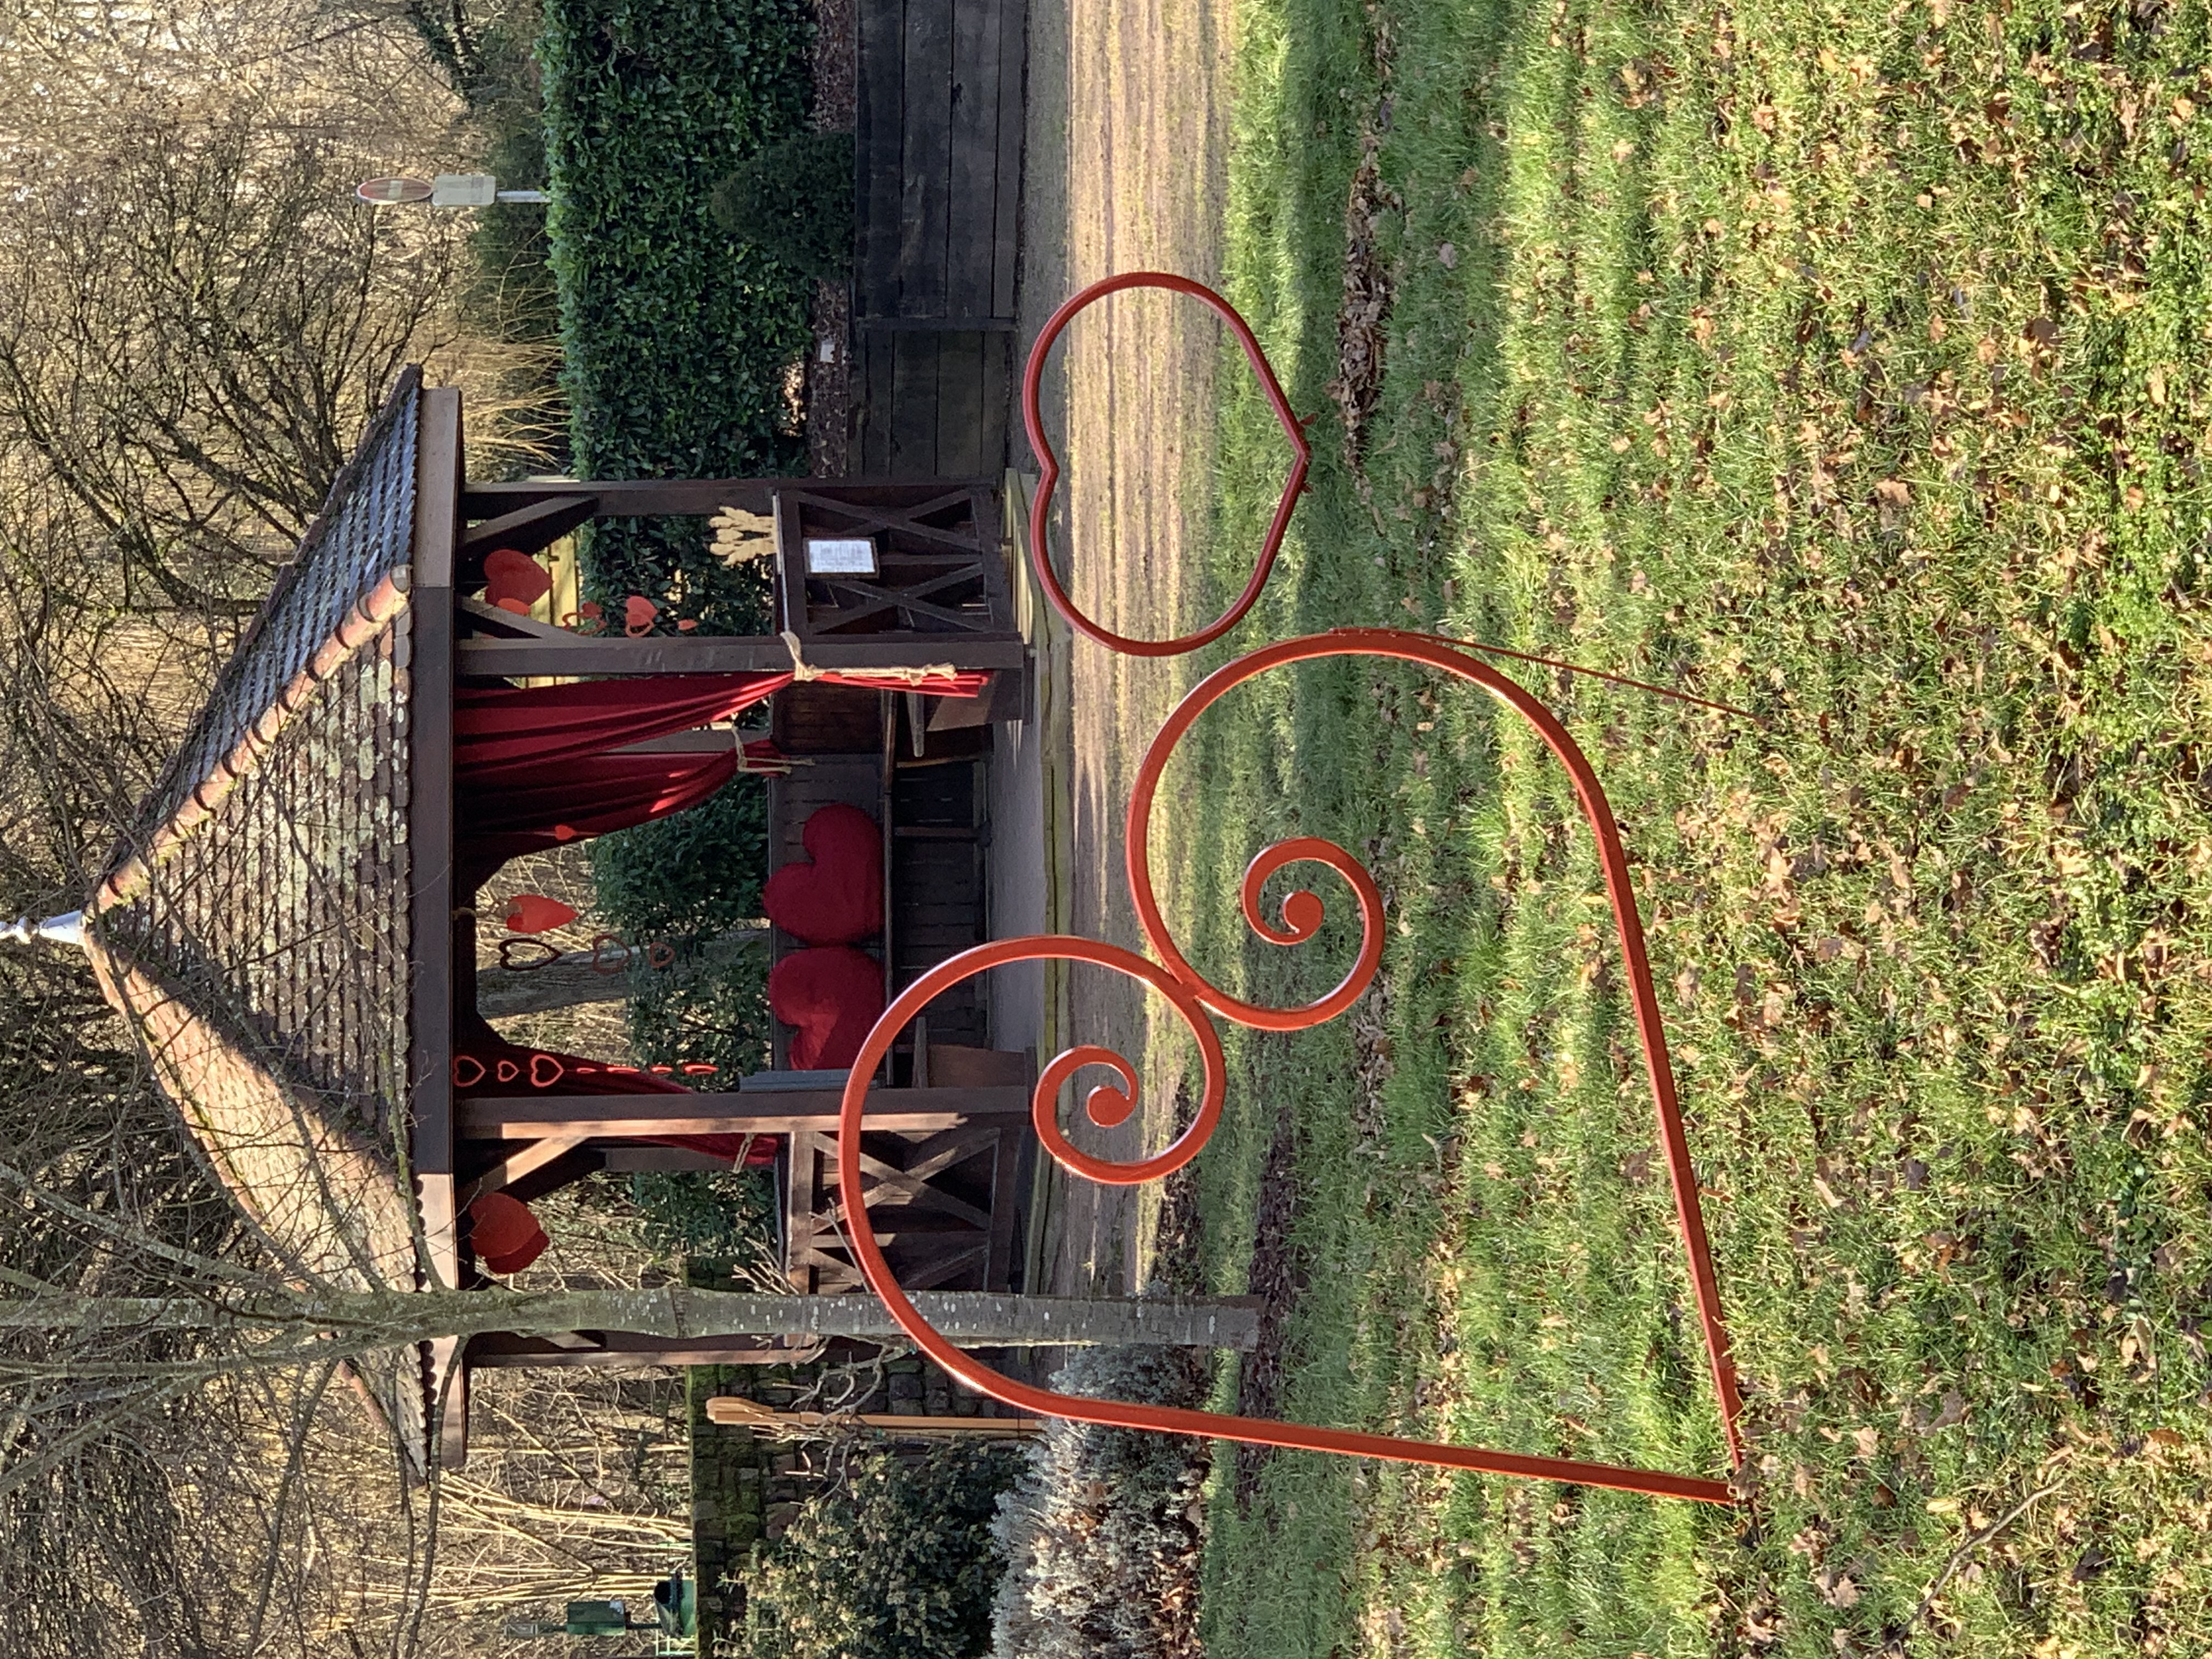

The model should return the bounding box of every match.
[891,757,989,1047]
[852,0,1026,476]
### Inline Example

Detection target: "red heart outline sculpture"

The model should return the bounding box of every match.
[839,629,1744,1506]
[1021,273,1313,657]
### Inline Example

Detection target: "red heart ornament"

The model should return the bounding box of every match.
[1021,272,1311,657]
[837,628,1745,1506]
[467,1191,549,1274]
[769,946,886,1070]
[504,893,580,934]
[483,548,552,609]
[763,804,883,945]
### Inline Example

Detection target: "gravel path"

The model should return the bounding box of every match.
[1017,0,1238,1300]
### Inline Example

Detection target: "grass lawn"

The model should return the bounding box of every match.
[1150,0,2212,1654]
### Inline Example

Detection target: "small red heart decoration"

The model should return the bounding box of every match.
[624,594,659,635]
[504,893,580,934]
[763,804,883,945]
[467,1192,549,1274]
[483,548,553,608]
[769,946,887,1070]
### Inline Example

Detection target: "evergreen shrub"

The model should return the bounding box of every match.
[735,1443,1022,1659]
[539,0,816,632]
[709,130,856,278]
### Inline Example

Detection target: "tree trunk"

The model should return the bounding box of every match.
[475,926,769,1019]
[0,1288,1263,1355]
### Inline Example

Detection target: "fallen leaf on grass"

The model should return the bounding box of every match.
[1814,1566,1861,1608]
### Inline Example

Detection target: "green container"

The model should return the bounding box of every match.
[563,1600,629,1636]
[654,1573,698,1638]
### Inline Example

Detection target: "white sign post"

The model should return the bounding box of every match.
[357,174,550,208]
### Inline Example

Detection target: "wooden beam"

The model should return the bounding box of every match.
[600,1147,736,1173]
[430,1335,468,1469]
[459,494,598,562]
[456,632,1026,678]
[456,1086,1032,1141]
[457,596,578,642]
[460,476,995,521]
[458,1135,589,1207]
[408,387,462,1282]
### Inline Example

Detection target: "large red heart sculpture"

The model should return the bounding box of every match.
[466,1190,549,1275]
[769,946,887,1070]
[837,628,1746,1507]
[763,804,884,945]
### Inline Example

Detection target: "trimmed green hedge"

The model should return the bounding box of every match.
[540,0,816,632]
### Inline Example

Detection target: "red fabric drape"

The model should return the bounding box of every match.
[460,748,741,891]
[456,673,792,781]
[454,670,991,881]
[453,1012,777,1169]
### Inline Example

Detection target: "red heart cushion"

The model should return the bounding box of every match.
[763,804,883,945]
[768,946,886,1070]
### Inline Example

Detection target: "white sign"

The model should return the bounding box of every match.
[805,537,879,577]
[430,172,499,207]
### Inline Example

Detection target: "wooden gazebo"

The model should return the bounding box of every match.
[63,371,1040,1465]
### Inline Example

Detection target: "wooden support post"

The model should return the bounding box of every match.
[456,1087,1032,1141]
[459,476,994,521]
[456,632,1027,678]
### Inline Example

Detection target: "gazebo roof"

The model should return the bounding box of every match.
[82,369,426,1292]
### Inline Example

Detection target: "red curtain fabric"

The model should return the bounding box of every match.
[456,673,792,781]
[453,1012,778,1169]
[454,671,991,882]
[460,748,741,893]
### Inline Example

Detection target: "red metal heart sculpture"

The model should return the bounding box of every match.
[1020,272,1312,657]
[839,629,1745,1506]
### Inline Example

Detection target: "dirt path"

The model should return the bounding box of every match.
[1018,0,1237,1298]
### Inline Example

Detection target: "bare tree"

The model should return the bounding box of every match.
[0,112,466,611]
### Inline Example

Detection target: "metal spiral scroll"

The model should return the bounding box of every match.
[839,281,1746,1507]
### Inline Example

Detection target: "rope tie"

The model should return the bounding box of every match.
[779,630,959,687]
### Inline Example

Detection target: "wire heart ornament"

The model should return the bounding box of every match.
[839,626,1748,1505]
[1020,272,1313,657]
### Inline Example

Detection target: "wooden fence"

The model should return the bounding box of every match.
[850,0,1027,475]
